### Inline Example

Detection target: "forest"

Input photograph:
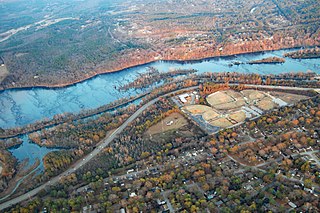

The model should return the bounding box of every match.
[0,0,319,89]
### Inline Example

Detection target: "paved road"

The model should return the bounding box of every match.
[0,164,40,202]
[1,84,318,210]
[0,86,198,210]
[228,151,320,190]
[161,190,174,213]
[229,84,320,91]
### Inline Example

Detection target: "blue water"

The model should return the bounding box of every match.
[8,135,59,170]
[0,49,319,129]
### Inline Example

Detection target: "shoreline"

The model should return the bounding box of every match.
[0,46,317,92]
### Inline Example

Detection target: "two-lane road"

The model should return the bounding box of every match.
[0,86,198,210]
[1,84,318,210]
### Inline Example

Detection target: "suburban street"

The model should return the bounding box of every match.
[0,86,198,210]
[0,84,318,210]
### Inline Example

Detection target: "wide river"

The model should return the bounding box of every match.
[0,49,319,129]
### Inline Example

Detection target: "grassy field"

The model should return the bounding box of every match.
[210,117,233,128]
[229,111,246,123]
[146,112,188,135]
[202,110,220,121]
[182,105,214,115]
[256,97,276,110]
[207,91,234,105]
[207,90,246,110]
[241,90,266,100]
[269,91,309,104]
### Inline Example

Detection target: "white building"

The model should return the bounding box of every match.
[179,93,189,103]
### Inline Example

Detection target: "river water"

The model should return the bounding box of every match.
[8,135,59,171]
[0,49,319,129]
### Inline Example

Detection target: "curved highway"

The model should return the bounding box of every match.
[1,84,318,210]
[0,86,198,210]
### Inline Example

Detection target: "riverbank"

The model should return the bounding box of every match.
[284,47,320,59]
[0,92,148,139]
[0,46,317,92]
[248,56,285,65]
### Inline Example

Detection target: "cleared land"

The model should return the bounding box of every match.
[256,97,276,110]
[180,89,291,131]
[182,105,215,115]
[229,111,246,123]
[207,90,245,110]
[269,91,309,104]
[210,117,233,128]
[207,91,234,105]
[146,112,188,135]
[203,110,220,121]
[241,90,266,101]
[183,104,220,123]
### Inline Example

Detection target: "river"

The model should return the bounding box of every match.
[0,49,319,129]
[8,135,59,171]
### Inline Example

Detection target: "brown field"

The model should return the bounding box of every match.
[242,90,265,100]
[256,97,276,110]
[229,111,246,123]
[202,110,219,121]
[207,91,234,105]
[146,112,188,135]
[207,90,245,110]
[182,105,214,115]
[210,117,233,128]
[214,99,246,110]
[0,64,9,84]
[269,91,309,104]
[225,90,243,99]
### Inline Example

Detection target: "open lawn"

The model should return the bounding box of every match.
[256,97,276,111]
[269,91,309,104]
[229,111,246,123]
[210,117,233,128]
[202,110,219,121]
[207,90,245,110]
[183,104,220,123]
[207,91,234,106]
[182,105,213,115]
[146,112,188,135]
[214,100,246,110]
[241,90,266,100]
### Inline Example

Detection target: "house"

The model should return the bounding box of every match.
[288,202,297,209]
[129,192,137,197]
[127,169,134,174]
[156,199,166,205]
[178,93,189,103]
[215,200,223,206]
